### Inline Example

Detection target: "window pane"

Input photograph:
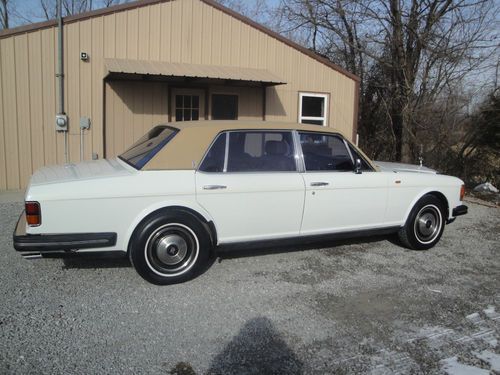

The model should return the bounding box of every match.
[192,96,199,109]
[183,95,191,108]
[299,132,354,171]
[175,109,183,121]
[227,131,295,172]
[301,96,324,117]
[301,119,324,126]
[199,133,226,172]
[192,109,199,121]
[183,109,191,121]
[175,95,183,108]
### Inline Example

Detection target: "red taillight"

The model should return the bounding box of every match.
[25,201,41,226]
[460,185,465,201]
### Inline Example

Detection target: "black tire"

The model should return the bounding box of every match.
[129,209,211,285]
[398,195,446,250]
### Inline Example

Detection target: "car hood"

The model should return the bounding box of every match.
[374,161,437,174]
[30,158,133,186]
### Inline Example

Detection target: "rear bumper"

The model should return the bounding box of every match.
[13,211,117,252]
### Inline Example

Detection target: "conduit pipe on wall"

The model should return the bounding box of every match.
[57,0,69,164]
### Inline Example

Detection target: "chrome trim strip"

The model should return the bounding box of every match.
[223,132,229,173]
[292,130,306,173]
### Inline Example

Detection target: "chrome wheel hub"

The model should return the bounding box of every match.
[145,224,199,276]
[156,234,188,265]
[414,205,442,243]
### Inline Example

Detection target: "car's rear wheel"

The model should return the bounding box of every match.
[398,195,446,250]
[129,210,211,284]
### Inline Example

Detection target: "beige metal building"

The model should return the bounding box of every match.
[0,0,359,191]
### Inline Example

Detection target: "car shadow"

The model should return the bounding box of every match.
[43,252,133,269]
[206,317,303,375]
[43,233,400,271]
[216,233,398,260]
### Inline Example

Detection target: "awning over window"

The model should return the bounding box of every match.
[104,58,286,86]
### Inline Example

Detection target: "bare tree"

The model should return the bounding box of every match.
[217,0,274,26]
[0,0,8,29]
[277,0,498,163]
[37,0,132,20]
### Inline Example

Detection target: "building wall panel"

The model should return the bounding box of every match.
[0,40,6,189]
[28,32,45,172]
[1,38,20,189]
[148,5,160,61]
[105,80,169,158]
[65,22,81,163]
[14,35,33,188]
[91,17,104,159]
[79,19,92,161]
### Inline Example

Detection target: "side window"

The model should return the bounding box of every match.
[199,133,226,172]
[227,131,296,172]
[299,132,354,171]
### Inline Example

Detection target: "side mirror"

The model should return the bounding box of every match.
[354,158,362,174]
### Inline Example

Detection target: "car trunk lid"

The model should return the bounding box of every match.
[30,158,133,186]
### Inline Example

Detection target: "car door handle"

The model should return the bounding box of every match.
[203,185,227,190]
[310,182,329,187]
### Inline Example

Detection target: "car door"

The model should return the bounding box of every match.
[299,131,389,235]
[195,130,305,243]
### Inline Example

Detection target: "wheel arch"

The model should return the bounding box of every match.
[402,189,450,224]
[123,202,218,254]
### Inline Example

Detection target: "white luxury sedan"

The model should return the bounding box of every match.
[14,121,468,284]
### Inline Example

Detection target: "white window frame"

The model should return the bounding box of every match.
[298,92,328,126]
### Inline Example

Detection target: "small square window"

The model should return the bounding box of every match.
[175,94,200,121]
[299,93,328,126]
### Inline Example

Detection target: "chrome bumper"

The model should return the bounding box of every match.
[447,205,468,224]
[13,211,117,253]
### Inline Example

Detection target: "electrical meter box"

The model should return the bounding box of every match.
[80,117,90,130]
[55,114,68,131]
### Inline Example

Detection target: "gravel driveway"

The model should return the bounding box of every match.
[0,199,499,374]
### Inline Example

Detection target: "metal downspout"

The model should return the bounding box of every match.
[57,0,68,163]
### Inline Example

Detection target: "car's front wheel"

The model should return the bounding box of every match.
[398,195,446,250]
[129,210,211,284]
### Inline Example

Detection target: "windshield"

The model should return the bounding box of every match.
[119,126,178,169]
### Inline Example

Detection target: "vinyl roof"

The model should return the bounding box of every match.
[143,120,375,171]
[105,58,286,86]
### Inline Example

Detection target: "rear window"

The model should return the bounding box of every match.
[119,126,178,169]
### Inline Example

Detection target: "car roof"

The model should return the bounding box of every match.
[165,120,349,136]
[142,120,373,171]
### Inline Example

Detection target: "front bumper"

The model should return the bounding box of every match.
[446,204,468,224]
[452,205,468,217]
[13,211,117,252]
